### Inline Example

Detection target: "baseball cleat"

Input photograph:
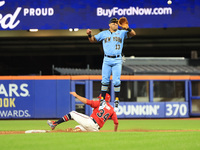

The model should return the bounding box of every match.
[114,100,119,112]
[47,120,57,130]
[99,100,106,110]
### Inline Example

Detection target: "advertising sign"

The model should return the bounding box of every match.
[0,80,34,118]
[0,0,199,30]
[0,79,71,119]
[115,102,189,118]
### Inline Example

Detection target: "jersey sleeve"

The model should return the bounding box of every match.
[86,100,99,108]
[94,31,104,42]
[111,112,119,125]
[121,30,128,39]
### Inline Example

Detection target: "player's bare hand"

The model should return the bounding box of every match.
[70,92,77,97]
[86,29,92,35]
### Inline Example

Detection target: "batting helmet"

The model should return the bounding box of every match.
[98,93,111,102]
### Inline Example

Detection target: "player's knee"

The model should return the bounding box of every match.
[69,111,76,118]
[70,110,76,114]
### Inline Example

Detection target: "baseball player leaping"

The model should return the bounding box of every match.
[86,17,136,112]
[47,92,118,132]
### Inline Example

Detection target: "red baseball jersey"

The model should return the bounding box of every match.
[86,100,118,128]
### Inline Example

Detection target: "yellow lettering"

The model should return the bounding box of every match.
[0,98,2,107]
[4,98,9,107]
[10,98,16,107]
[0,98,16,107]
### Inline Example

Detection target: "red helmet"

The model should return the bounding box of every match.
[98,93,111,102]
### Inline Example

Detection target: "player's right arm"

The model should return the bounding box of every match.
[86,29,97,43]
[111,112,119,132]
[70,92,87,104]
[114,123,118,132]
[71,92,99,108]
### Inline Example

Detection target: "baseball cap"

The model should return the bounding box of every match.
[98,93,111,102]
[109,17,118,24]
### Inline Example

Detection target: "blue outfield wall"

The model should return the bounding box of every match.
[0,79,71,119]
[0,75,200,119]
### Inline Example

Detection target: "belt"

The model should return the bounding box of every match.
[92,118,100,130]
[105,54,120,58]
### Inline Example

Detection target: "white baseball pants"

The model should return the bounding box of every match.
[69,111,100,132]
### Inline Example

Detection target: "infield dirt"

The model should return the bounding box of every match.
[1,118,199,135]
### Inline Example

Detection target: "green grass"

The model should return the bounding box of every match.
[0,119,200,150]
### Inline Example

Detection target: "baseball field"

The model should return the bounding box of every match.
[0,118,200,150]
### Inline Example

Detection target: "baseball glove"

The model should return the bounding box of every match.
[118,17,129,29]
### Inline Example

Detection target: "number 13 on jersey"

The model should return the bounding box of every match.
[115,44,120,50]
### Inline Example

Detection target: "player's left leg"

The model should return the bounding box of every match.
[100,58,112,110]
[112,59,122,112]
[47,113,71,130]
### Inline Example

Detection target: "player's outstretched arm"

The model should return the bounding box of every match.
[86,29,97,43]
[118,17,136,38]
[114,124,118,132]
[127,29,136,38]
[70,92,87,104]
